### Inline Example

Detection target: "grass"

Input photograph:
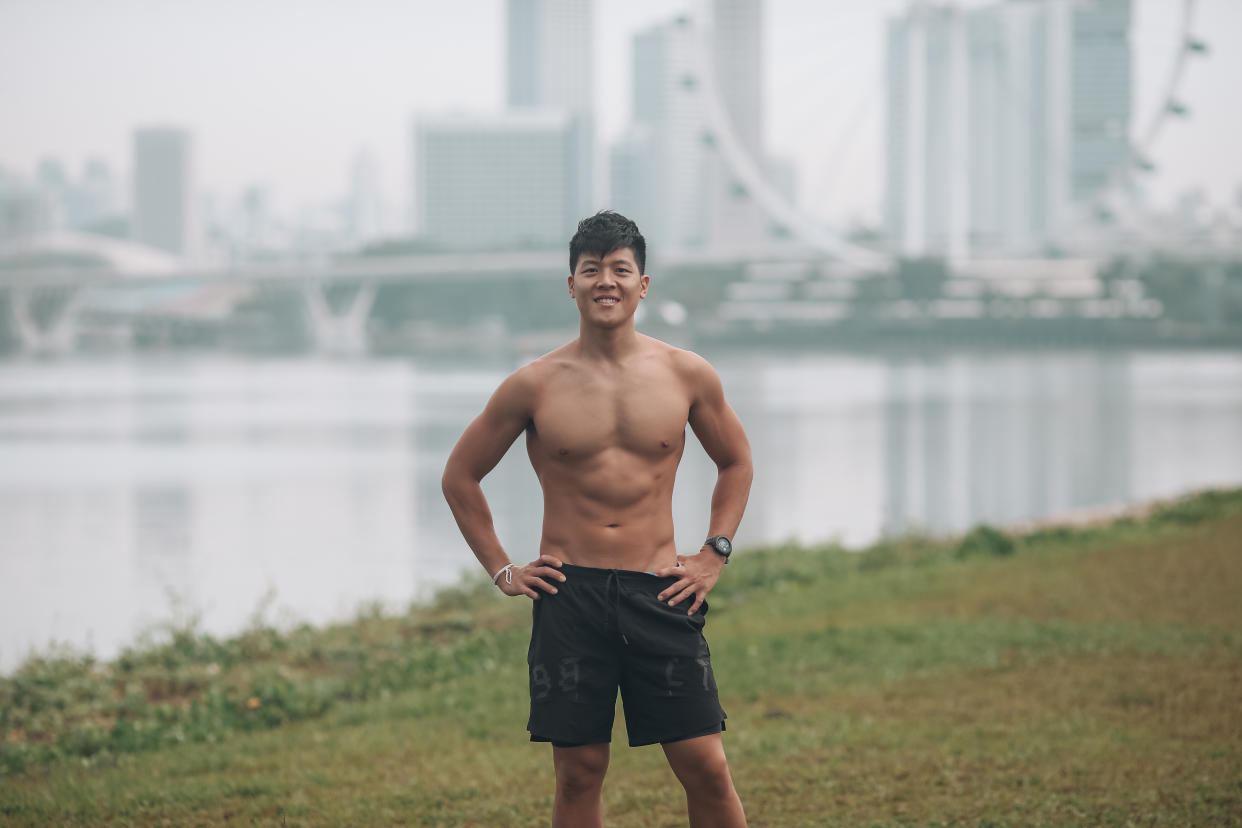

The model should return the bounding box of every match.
[2,488,1241,826]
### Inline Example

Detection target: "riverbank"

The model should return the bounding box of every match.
[3,488,1241,825]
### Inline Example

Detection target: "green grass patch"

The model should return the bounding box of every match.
[2,486,1241,825]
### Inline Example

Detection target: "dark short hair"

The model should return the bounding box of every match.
[569,210,646,275]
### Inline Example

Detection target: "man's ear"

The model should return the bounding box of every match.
[567,273,575,297]
[639,273,651,299]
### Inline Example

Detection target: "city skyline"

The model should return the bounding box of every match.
[2,0,1241,230]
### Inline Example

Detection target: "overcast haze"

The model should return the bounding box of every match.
[3,0,1240,228]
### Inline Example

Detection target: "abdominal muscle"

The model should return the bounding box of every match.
[533,451,681,572]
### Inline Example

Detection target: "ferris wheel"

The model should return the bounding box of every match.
[688,0,1210,266]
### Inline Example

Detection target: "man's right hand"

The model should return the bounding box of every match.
[498,554,566,599]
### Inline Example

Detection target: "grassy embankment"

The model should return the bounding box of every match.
[2,489,1241,826]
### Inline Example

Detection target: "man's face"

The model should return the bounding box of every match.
[568,247,649,326]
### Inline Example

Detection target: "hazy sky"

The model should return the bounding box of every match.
[2,0,1239,227]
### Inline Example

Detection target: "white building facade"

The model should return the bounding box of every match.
[885,0,1132,258]
[415,112,575,250]
[610,1,783,252]
[506,0,595,223]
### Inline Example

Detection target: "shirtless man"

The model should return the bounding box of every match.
[441,211,752,827]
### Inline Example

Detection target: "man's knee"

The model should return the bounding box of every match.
[678,752,735,800]
[553,746,610,799]
[664,737,735,800]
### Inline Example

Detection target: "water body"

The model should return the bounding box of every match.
[1,349,1240,673]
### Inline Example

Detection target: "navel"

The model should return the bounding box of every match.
[558,448,569,456]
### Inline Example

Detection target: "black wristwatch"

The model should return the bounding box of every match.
[704,535,732,563]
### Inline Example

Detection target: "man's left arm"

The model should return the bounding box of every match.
[656,353,753,613]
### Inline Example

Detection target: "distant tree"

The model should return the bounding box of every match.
[852,274,898,305]
[79,215,130,240]
[352,236,444,258]
[846,225,884,245]
[894,257,949,302]
[1225,261,1242,324]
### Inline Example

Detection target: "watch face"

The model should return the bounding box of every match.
[714,537,732,557]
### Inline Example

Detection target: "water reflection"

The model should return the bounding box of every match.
[876,353,1130,535]
[1,350,1240,672]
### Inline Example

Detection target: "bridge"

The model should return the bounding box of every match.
[0,232,869,356]
[5,228,1209,357]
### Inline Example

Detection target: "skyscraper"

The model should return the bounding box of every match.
[612,15,710,248]
[345,150,384,245]
[0,175,54,243]
[507,0,592,113]
[705,0,772,248]
[132,127,197,257]
[611,1,773,251]
[1069,0,1132,203]
[884,5,971,258]
[506,0,595,221]
[885,0,1132,257]
[415,112,575,250]
[711,0,764,160]
[76,158,117,229]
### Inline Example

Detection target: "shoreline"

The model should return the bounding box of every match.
[0,483,1233,681]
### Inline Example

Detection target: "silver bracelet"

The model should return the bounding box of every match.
[491,563,515,586]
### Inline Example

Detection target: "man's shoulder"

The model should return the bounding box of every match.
[641,335,716,379]
[501,343,576,392]
[517,342,578,378]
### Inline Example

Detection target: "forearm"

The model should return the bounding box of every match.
[704,459,753,543]
[441,473,510,578]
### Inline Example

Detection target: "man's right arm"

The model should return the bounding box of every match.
[440,367,564,598]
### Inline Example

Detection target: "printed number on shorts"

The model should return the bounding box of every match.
[531,657,581,700]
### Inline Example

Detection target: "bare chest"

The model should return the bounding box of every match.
[530,366,690,460]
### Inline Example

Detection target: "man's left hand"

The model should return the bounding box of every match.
[654,548,726,615]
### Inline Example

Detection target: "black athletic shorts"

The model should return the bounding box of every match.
[526,563,727,748]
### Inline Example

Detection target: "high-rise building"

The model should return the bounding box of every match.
[506,0,595,221]
[415,111,576,250]
[967,0,1059,253]
[711,0,764,160]
[75,158,117,229]
[610,1,778,251]
[885,0,1132,257]
[610,15,709,248]
[1069,0,1132,203]
[705,0,771,249]
[0,173,54,243]
[132,127,197,257]
[609,125,658,232]
[345,150,384,245]
[34,158,70,230]
[507,0,592,113]
[884,5,971,258]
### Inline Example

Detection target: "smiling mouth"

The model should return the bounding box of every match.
[594,296,619,305]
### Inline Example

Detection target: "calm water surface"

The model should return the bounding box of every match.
[2,349,1240,672]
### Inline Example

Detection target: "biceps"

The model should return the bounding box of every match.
[446,407,528,481]
[689,401,750,467]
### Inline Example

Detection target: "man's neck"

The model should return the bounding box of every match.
[576,320,642,363]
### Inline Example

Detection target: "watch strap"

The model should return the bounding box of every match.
[704,535,732,562]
